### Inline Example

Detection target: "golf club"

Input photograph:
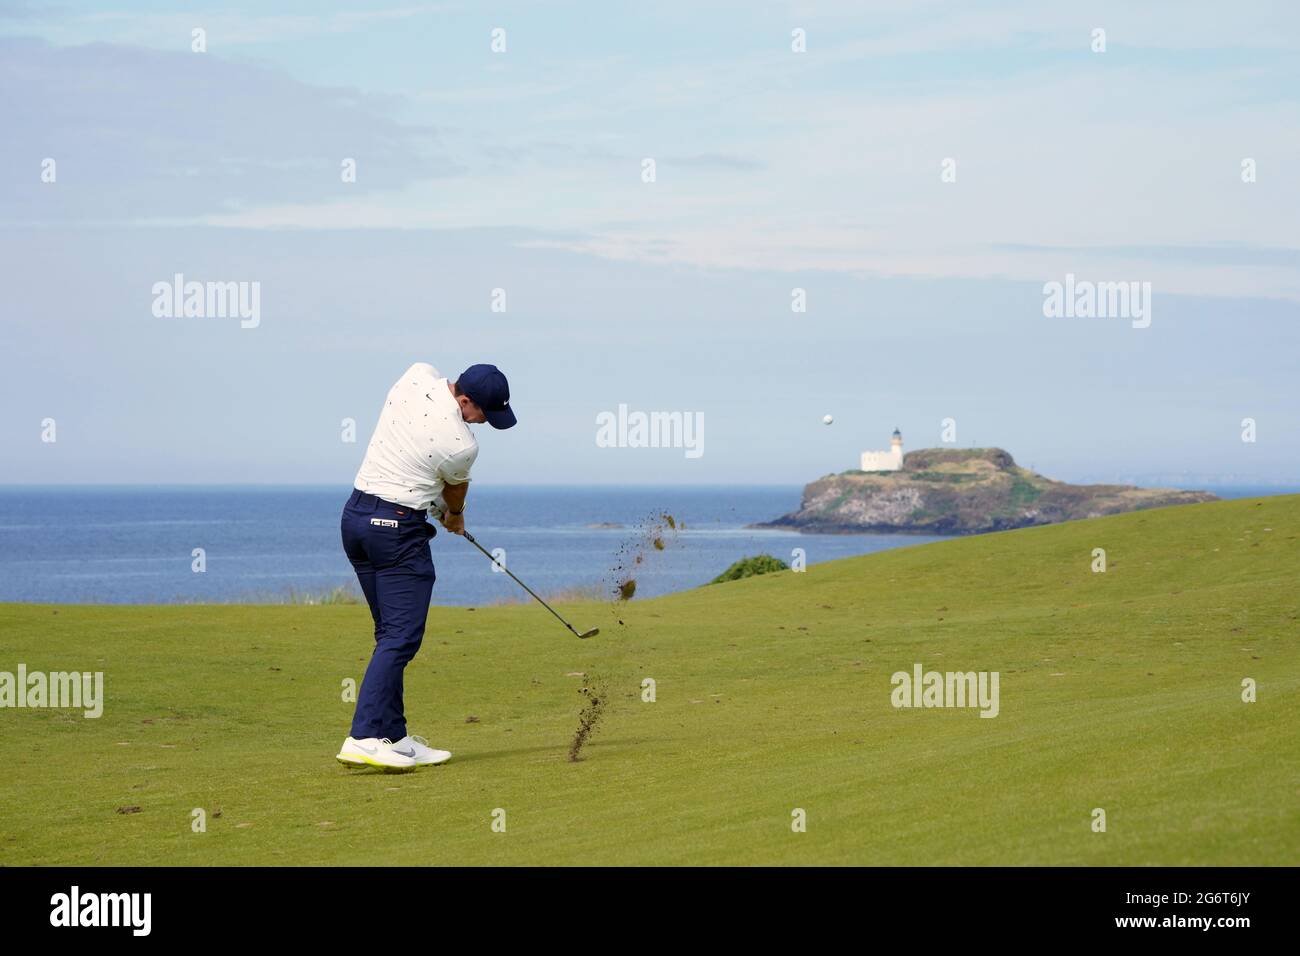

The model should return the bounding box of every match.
[462,530,599,639]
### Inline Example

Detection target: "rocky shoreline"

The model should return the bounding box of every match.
[754,448,1217,535]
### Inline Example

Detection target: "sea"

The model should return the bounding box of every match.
[0,485,1290,607]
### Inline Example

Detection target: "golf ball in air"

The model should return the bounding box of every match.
[822,414,833,425]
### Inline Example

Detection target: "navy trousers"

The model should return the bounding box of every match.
[341,489,436,742]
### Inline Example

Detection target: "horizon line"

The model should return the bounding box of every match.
[1,480,1298,490]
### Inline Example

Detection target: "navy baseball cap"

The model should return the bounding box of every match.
[457,364,517,429]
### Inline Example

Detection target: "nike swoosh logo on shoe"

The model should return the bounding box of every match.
[394,748,416,757]
[354,743,378,754]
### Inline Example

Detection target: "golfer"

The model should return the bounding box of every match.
[335,362,516,771]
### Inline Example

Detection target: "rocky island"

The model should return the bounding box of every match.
[757,447,1217,535]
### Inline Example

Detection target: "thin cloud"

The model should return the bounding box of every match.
[0,37,457,223]
[668,153,764,171]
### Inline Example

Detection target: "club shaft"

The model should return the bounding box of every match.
[463,531,576,633]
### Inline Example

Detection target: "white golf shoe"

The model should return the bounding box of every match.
[390,735,452,767]
[336,736,418,772]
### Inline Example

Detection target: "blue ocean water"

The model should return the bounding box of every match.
[0,485,1290,606]
[0,485,941,606]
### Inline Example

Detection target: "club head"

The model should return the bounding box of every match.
[576,627,599,639]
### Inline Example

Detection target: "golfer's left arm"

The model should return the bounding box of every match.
[439,480,468,534]
[434,445,476,535]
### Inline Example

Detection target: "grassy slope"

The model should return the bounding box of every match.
[2,496,1297,866]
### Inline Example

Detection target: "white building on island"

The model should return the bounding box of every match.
[861,427,904,471]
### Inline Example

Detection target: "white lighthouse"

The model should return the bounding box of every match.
[860,427,904,472]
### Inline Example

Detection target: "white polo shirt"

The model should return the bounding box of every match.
[353,363,478,511]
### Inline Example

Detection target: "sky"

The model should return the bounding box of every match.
[1,0,1297,486]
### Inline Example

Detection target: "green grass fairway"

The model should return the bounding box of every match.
[3,496,1297,865]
